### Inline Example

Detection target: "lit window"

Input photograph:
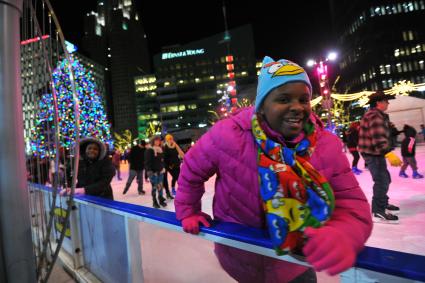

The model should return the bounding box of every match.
[168,106,178,112]
[396,63,402,72]
[385,64,391,74]
[403,62,408,72]
[414,61,419,70]
[382,80,388,88]
[402,31,408,41]
[394,49,400,57]
[392,4,398,14]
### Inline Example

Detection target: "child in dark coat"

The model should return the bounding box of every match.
[399,125,423,179]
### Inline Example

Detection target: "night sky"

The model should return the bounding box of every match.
[51,0,336,66]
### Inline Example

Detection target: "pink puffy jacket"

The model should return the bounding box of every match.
[175,107,372,282]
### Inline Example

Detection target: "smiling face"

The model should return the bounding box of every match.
[86,143,100,160]
[259,82,311,139]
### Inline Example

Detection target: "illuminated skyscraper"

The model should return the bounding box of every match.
[82,0,151,135]
[333,0,425,93]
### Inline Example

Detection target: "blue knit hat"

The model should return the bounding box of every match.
[255,56,312,112]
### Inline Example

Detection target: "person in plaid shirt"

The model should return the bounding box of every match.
[359,91,402,224]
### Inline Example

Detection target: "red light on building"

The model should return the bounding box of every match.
[228,81,236,87]
[227,72,235,79]
[316,61,328,77]
[225,55,234,62]
[20,35,50,45]
[220,107,226,112]
[226,64,234,71]
[229,89,237,96]
[231,98,238,104]
[323,89,329,95]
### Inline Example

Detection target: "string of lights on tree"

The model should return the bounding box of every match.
[30,56,112,156]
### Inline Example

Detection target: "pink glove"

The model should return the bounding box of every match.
[302,226,356,275]
[181,212,212,234]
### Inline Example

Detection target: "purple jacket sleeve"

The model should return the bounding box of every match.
[318,134,373,253]
[175,127,219,220]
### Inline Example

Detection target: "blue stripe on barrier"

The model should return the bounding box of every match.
[31,183,425,282]
[356,246,425,282]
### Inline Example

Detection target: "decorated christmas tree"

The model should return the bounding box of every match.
[30,56,112,156]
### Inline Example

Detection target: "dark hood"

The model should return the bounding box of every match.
[79,137,107,161]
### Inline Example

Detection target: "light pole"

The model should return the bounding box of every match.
[307,52,338,129]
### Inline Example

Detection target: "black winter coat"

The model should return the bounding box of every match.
[163,145,181,170]
[144,148,164,173]
[77,138,115,200]
[401,126,417,157]
[346,129,359,149]
[128,145,145,171]
[77,158,115,199]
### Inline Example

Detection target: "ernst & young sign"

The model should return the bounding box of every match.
[161,49,205,60]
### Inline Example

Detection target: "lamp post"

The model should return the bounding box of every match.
[307,52,338,129]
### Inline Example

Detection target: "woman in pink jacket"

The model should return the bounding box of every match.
[175,56,372,282]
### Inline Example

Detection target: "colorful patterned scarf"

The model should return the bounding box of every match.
[252,114,335,255]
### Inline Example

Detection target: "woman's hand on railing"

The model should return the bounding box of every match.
[59,188,85,196]
[181,212,212,234]
[302,226,356,276]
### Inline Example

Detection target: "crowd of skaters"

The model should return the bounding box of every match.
[114,134,184,208]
